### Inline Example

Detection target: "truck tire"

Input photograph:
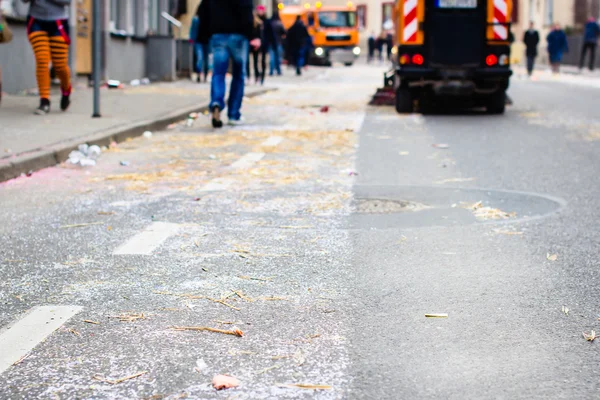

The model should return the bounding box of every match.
[395,88,413,114]
[486,91,506,114]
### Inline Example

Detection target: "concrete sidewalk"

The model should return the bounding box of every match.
[0,79,269,182]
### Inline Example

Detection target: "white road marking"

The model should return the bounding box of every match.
[0,306,83,374]
[261,136,284,147]
[230,152,265,169]
[113,222,180,255]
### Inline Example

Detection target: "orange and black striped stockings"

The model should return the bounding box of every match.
[28,31,71,101]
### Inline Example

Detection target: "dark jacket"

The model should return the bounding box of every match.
[197,0,255,43]
[259,15,278,50]
[286,19,309,52]
[523,29,540,56]
[271,18,286,46]
[547,30,568,55]
[583,21,600,44]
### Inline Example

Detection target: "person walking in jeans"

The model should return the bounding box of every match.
[189,13,210,82]
[269,10,286,76]
[523,22,539,76]
[198,0,260,128]
[580,17,600,72]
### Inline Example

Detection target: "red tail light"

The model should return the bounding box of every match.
[399,54,410,65]
[486,54,498,66]
[412,54,424,65]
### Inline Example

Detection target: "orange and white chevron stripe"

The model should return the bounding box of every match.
[403,0,418,43]
[492,0,508,40]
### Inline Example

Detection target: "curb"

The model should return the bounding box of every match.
[0,89,271,183]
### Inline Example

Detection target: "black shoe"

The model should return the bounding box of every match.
[35,98,50,115]
[211,107,223,128]
[196,75,201,83]
[60,87,71,111]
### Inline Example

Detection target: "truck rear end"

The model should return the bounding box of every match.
[394,0,513,114]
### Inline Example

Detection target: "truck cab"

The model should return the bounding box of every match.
[281,3,361,66]
[393,0,513,114]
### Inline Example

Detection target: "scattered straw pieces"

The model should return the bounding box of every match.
[583,330,597,342]
[83,320,100,325]
[257,364,281,375]
[547,253,558,262]
[238,275,273,282]
[60,222,104,229]
[93,371,147,385]
[277,383,332,390]
[212,374,240,390]
[12,353,31,366]
[462,201,516,220]
[493,229,524,236]
[109,312,147,322]
[425,313,448,318]
[171,326,244,337]
[67,328,81,336]
[279,225,313,229]
[561,306,569,315]
[434,177,475,185]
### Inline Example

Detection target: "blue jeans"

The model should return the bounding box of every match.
[194,42,210,76]
[210,34,248,120]
[269,44,283,75]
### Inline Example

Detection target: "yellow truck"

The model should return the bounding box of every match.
[280,2,361,66]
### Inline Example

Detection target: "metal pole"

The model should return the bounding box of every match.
[92,0,101,118]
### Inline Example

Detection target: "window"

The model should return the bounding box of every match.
[544,0,553,25]
[110,0,130,33]
[148,0,160,34]
[318,11,356,28]
[357,5,367,30]
[382,2,394,31]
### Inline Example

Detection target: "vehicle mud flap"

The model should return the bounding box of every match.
[395,88,414,114]
[487,91,506,114]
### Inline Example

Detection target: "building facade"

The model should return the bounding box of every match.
[0,0,177,94]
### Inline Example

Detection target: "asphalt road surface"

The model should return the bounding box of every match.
[1,65,600,399]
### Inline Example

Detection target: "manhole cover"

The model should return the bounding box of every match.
[355,199,429,214]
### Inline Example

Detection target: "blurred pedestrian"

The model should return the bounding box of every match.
[198,0,261,128]
[23,0,72,115]
[579,17,600,71]
[386,31,393,60]
[287,15,309,76]
[376,32,385,62]
[247,9,266,85]
[367,31,375,63]
[547,23,568,74]
[269,10,285,76]
[190,8,211,83]
[523,21,539,76]
[255,5,275,84]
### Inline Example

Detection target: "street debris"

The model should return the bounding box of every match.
[399,151,409,156]
[106,80,123,89]
[154,291,241,310]
[109,312,147,322]
[68,144,102,167]
[60,222,103,229]
[212,375,240,390]
[143,131,153,139]
[67,328,81,336]
[194,359,208,373]
[561,306,569,315]
[425,313,448,318]
[171,326,244,337]
[279,225,313,229]
[238,276,273,282]
[257,364,281,375]
[462,201,516,220]
[120,161,130,166]
[277,383,332,390]
[83,320,100,324]
[434,177,474,185]
[93,371,148,385]
[547,253,558,261]
[583,330,597,342]
[493,229,523,235]
[97,211,115,216]
[12,353,31,366]
[432,143,450,149]
[320,106,329,113]
[348,171,359,176]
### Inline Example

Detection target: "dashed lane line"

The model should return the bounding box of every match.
[230,152,265,169]
[113,222,181,255]
[0,306,83,374]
